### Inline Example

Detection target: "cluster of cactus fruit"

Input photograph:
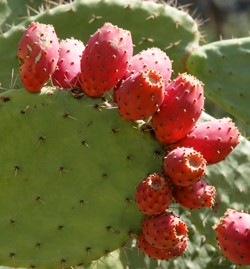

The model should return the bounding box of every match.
[12,18,250,268]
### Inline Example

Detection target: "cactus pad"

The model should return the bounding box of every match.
[0,87,163,269]
[186,37,250,126]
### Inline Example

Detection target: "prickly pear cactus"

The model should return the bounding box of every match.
[0,0,199,90]
[1,0,250,268]
[0,87,163,268]
[85,112,250,269]
[0,0,46,32]
[0,0,11,28]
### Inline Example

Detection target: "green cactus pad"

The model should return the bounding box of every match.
[0,0,45,33]
[0,0,199,90]
[0,0,11,29]
[186,37,250,126]
[0,87,163,269]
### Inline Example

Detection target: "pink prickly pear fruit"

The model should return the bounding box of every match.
[142,212,188,249]
[135,173,172,216]
[137,232,187,260]
[168,117,241,165]
[18,22,59,92]
[151,73,205,145]
[52,38,85,89]
[80,22,133,98]
[213,209,250,266]
[117,70,165,121]
[163,147,206,186]
[113,47,172,101]
[172,178,215,210]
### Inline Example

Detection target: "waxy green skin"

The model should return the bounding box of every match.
[0,0,44,33]
[0,87,163,269]
[186,37,250,126]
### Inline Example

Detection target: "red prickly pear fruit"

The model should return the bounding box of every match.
[117,70,165,121]
[213,209,250,266]
[151,73,205,145]
[163,147,206,186]
[18,22,59,92]
[142,212,188,249]
[113,47,172,101]
[52,38,85,89]
[137,232,187,260]
[172,178,215,209]
[135,173,172,216]
[168,117,241,165]
[80,22,133,98]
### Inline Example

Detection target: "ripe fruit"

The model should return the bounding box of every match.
[172,178,215,209]
[163,147,206,186]
[142,212,188,249]
[80,22,133,98]
[135,173,172,216]
[18,22,59,92]
[117,70,165,121]
[52,38,85,88]
[152,73,204,145]
[213,209,250,266]
[168,117,241,165]
[113,47,172,101]
[137,232,187,260]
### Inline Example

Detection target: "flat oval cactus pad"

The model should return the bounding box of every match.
[0,87,163,269]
